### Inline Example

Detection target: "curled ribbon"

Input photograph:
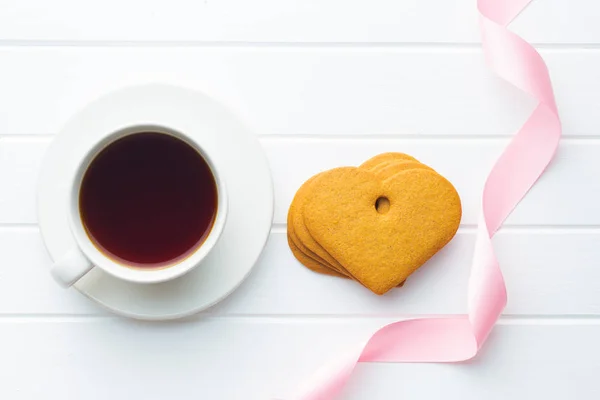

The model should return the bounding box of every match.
[285,0,561,398]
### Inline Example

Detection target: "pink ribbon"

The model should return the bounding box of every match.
[285,0,561,398]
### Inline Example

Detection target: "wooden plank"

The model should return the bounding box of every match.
[0,48,597,136]
[2,228,600,315]
[0,0,596,44]
[0,138,597,226]
[0,3,597,400]
[0,319,597,399]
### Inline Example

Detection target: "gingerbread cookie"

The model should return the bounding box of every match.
[303,167,461,294]
[286,153,460,295]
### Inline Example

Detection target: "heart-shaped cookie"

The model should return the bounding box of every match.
[286,153,460,294]
[302,167,461,295]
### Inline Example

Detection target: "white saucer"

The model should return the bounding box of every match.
[37,84,274,320]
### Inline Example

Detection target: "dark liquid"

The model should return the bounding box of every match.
[79,132,218,268]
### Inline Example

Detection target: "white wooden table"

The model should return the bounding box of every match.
[0,1,599,399]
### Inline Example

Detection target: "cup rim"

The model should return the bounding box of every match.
[67,124,228,284]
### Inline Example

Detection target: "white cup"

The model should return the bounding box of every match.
[50,125,228,287]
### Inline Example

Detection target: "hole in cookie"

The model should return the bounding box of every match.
[375,196,390,214]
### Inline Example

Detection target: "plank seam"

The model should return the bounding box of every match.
[3,134,600,141]
[0,41,599,49]
[0,315,598,323]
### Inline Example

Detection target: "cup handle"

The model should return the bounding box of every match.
[50,247,94,288]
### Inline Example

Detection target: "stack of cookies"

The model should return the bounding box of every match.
[287,153,462,295]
